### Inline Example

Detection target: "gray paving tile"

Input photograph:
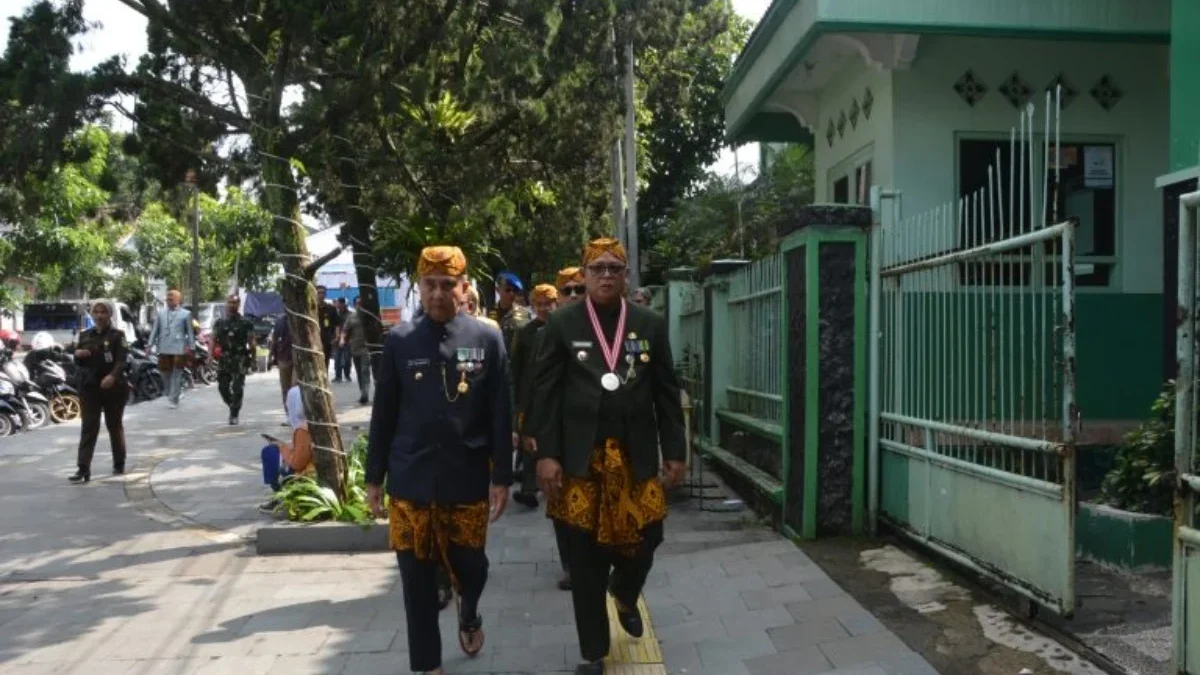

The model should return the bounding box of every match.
[876,652,942,675]
[837,608,887,637]
[744,646,834,675]
[653,618,729,646]
[719,606,795,637]
[768,617,851,651]
[786,595,866,622]
[819,633,915,669]
[741,582,814,610]
[697,631,777,667]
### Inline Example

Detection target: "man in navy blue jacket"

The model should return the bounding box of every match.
[365,245,512,675]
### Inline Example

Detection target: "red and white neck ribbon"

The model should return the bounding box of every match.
[585,296,627,373]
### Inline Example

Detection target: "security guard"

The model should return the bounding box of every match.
[528,238,687,675]
[212,294,256,425]
[366,245,513,675]
[69,300,128,483]
[488,271,531,351]
[510,283,559,510]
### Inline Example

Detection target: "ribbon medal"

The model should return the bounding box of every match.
[585,297,627,392]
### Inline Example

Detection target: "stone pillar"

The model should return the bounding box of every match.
[779,205,870,539]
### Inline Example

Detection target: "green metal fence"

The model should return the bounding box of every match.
[726,254,783,424]
[676,282,706,424]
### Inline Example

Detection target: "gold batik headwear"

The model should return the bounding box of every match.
[583,237,627,265]
[556,266,583,289]
[531,284,559,303]
[417,246,467,277]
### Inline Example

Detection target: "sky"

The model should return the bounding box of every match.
[7,0,772,180]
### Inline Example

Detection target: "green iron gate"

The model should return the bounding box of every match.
[868,94,1079,617]
[1173,189,1200,674]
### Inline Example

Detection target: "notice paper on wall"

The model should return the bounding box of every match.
[1083,146,1114,189]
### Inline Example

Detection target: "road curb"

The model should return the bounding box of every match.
[255,521,389,554]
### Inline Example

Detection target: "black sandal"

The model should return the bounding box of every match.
[456,595,485,657]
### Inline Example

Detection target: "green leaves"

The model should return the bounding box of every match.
[1099,380,1178,516]
[274,435,376,527]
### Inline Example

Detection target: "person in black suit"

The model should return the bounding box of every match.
[365,245,513,675]
[528,238,687,675]
[511,282,559,510]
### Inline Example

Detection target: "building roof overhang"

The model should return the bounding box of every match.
[724,0,1171,144]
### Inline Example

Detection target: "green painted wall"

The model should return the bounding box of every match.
[1170,0,1200,170]
[891,36,1169,295]
[885,292,1161,422]
[1077,502,1173,570]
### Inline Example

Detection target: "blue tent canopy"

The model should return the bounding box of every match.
[243,292,285,317]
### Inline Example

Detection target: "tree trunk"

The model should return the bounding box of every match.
[259,133,347,497]
[335,152,385,371]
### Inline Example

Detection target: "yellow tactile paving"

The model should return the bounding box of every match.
[604,595,665,674]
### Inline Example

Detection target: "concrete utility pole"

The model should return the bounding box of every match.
[608,21,625,245]
[623,32,640,289]
[185,169,201,308]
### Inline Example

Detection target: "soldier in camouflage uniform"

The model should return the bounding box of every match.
[213,294,257,426]
[487,271,531,350]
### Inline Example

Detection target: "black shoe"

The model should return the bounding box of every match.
[437,583,453,611]
[68,470,90,484]
[575,661,604,675]
[557,574,572,591]
[113,467,125,476]
[513,491,538,509]
[229,416,239,426]
[258,498,281,514]
[358,397,369,406]
[333,378,343,383]
[612,596,643,638]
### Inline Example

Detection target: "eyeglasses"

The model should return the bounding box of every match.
[561,285,585,297]
[586,263,626,278]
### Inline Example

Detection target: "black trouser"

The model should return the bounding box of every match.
[554,521,572,574]
[351,352,371,401]
[77,386,127,474]
[561,521,664,663]
[397,546,489,672]
[217,367,246,417]
[516,450,536,494]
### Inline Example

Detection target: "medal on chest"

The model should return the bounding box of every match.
[585,298,627,392]
[446,347,484,398]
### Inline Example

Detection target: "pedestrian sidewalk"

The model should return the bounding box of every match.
[132,375,939,675]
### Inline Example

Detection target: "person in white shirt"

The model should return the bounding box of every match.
[258,382,311,512]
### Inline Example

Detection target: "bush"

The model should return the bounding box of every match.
[274,434,378,525]
[1099,381,1177,516]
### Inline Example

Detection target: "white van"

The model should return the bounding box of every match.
[22,299,138,348]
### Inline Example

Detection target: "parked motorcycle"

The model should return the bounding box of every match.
[125,346,164,403]
[24,345,81,423]
[0,383,22,435]
[0,348,50,430]
[189,338,216,385]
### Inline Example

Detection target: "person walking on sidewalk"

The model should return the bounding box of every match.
[510,283,558,510]
[528,238,687,675]
[341,296,372,405]
[147,289,193,408]
[316,286,339,378]
[69,300,128,484]
[333,297,351,382]
[212,294,256,426]
[365,245,513,675]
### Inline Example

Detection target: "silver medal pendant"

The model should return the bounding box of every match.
[601,373,620,391]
